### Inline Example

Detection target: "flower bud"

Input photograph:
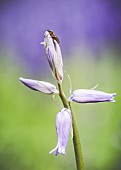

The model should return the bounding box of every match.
[19,77,59,94]
[69,89,116,103]
[49,108,72,156]
[41,30,63,83]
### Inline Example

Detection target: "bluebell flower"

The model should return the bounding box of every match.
[19,77,59,94]
[49,108,72,156]
[41,30,63,83]
[68,89,116,103]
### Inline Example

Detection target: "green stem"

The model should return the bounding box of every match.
[58,82,69,108]
[69,103,85,170]
[57,82,84,170]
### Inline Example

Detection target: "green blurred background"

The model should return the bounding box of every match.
[0,0,121,169]
[0,53,120,170]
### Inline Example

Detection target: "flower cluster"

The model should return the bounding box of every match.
[19,30,116,156]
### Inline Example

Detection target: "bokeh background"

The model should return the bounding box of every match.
[0,0,121,169]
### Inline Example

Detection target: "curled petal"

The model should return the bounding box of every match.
[49,108,72,156]
[69,89,116,103]
[53,39,63,81]
[44,31,55,49]
[41,30,63,83]
[46,46,55,72]
[19,77,59,94]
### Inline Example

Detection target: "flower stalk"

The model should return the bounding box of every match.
[57,81,84,170]
[69,103,85,170]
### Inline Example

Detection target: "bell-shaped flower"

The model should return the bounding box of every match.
[41,30,63,83]
[49,108,72,156]
[19,77,59,94]
[68,89,116,103]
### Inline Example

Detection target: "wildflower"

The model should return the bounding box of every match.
[19,77,59,94]
[41,30,63,83]
[69,89,116,103]
[19,30,116,164]
[49,108,72,156]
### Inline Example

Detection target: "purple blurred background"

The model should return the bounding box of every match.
[0,0,121,74]
[0,1,121,170]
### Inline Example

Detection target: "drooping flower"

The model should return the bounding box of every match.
[49,108,72,156]
[68,89,116,103]
[19,77,59,94]
[41,30,63,83]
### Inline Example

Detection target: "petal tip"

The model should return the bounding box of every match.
[111,100,116,102]
[112,93,116,97]
[40,41,46,45]
[19,77,25,82]
[109,93,116,102]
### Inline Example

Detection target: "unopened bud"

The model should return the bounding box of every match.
[69,89,116,103]
[41,30,63,83]
[19,77,59,94]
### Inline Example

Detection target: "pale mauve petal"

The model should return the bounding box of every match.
[44,31,55,49]
[53,39,63,81]
[69,89,116,103]
[41,30,63,83]
[46,46,55,72]
[19,77,59,94]
[49,108,72,156]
